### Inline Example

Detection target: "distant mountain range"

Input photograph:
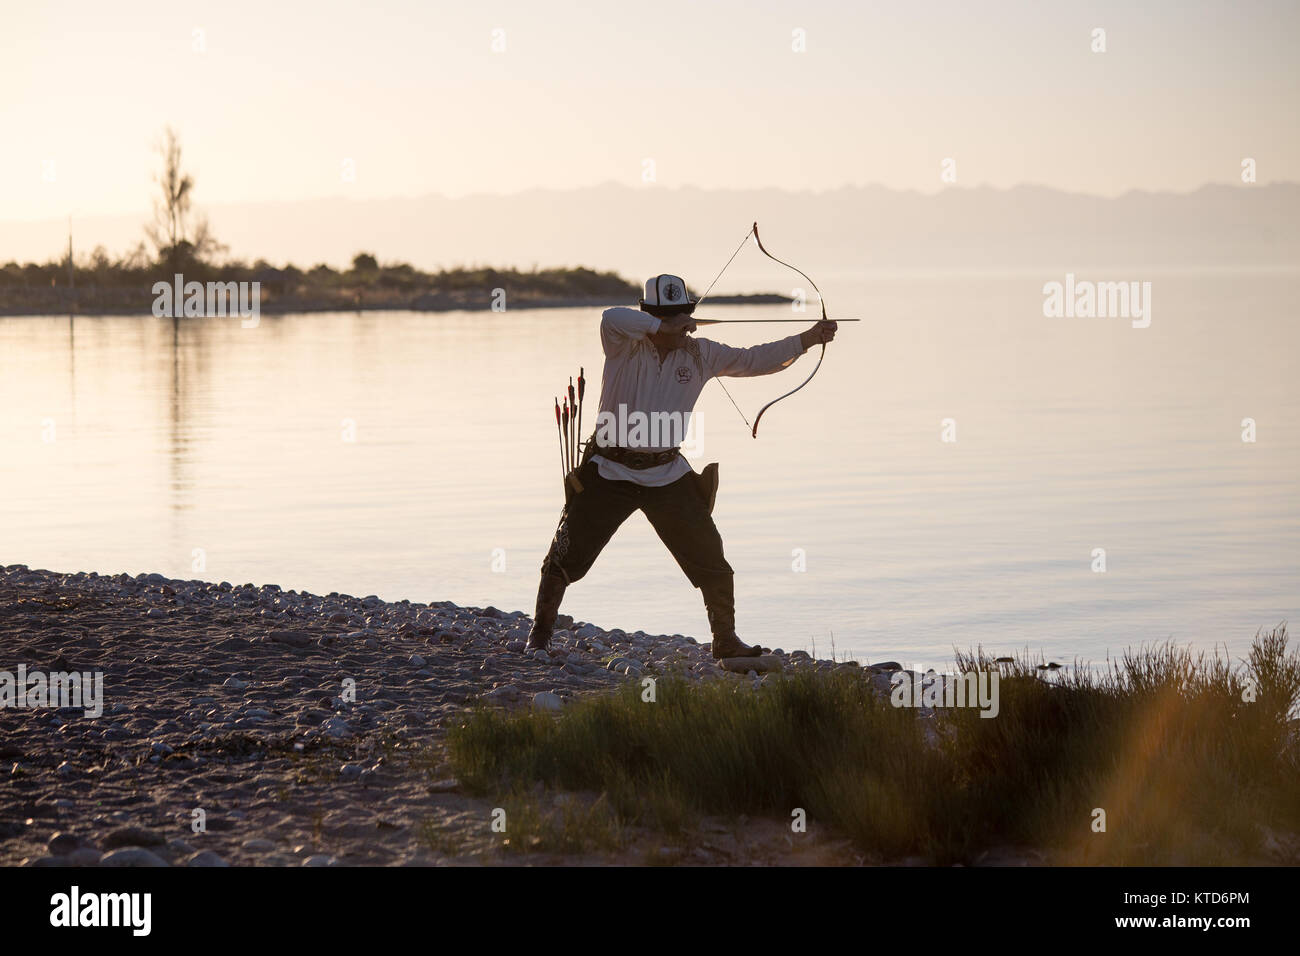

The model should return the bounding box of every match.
[5,183,1296,283]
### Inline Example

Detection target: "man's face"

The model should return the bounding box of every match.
[650,311,696,349]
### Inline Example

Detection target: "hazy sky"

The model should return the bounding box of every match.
[4,0,1297,221]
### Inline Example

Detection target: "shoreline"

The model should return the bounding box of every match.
[0,293,791,319]
[0,563,883,867]
[6,564,1294,867]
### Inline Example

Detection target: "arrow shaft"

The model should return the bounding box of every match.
[554,401,566,480]
[576,369,585,464]
[691,317,860,324]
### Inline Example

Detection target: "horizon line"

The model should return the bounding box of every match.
[8,178,1297,226]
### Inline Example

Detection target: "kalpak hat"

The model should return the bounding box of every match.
[639,274,698,317]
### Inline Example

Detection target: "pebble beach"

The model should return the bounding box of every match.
[0,564,900,867]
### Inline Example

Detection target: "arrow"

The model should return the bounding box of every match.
[561,398,572,474]
[567,377,577,473]
[554,398,566,480]
[691,318,860,325]
[576,367,586,463]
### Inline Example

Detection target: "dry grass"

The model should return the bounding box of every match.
[443,625,1300,864]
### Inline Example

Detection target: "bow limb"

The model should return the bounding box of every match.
[750,342,824,438]
[693,221,833,438]
[751,222,828,324]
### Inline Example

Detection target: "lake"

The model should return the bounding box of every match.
[2,270,1297,672]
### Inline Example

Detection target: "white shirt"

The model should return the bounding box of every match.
[590,307,805,486]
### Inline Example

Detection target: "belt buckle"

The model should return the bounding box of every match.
[628,452,648,469]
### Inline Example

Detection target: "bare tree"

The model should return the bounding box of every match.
[145,125,226,268]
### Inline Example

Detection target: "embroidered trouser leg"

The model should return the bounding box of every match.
[540,458,733,592]
[540,459,639,584]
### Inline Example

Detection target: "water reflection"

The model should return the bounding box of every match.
[2,275,1298,670]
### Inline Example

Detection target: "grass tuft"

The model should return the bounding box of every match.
[444,625,1300,864]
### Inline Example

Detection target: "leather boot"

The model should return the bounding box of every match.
[700,578,763,659]
[525,573,567,651]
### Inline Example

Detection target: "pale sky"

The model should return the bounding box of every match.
[3,0,1297,222]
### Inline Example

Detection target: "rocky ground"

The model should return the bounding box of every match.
[0,564,909,867]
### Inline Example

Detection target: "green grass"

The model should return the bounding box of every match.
[443,625,1300,864]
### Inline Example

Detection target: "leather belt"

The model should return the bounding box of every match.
[593,445,682,470]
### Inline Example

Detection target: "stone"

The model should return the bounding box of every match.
[186,850,229,867]
[871,673,897,696]
[532,692,563,711]
[102,826,166,849]
[99,847,169,867]
[270,630,313,648]
[718,655,783,674]
[322,716,353,739]
[48,832,82,855]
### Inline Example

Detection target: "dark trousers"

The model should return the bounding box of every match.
[541,457,733,593]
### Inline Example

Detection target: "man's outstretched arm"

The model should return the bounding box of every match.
[701,320,838,378]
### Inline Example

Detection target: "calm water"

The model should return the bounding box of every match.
[2,272,1297,670]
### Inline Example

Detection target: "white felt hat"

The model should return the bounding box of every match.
[639,273,697,313]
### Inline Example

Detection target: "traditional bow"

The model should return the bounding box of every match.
[693,222,832,438]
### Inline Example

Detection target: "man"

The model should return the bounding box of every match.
[525,273,837,658]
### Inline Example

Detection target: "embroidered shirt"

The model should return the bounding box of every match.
[591,307,804,486]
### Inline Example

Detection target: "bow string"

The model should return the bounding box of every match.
[693,222,830,438]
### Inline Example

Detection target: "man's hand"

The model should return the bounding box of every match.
[799,319,838,351]
[657,313,697,336]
